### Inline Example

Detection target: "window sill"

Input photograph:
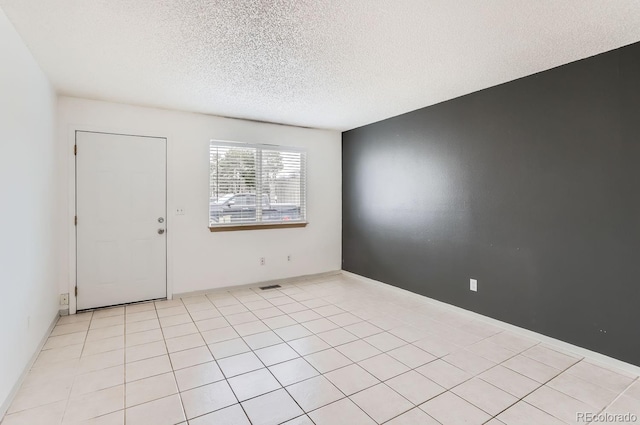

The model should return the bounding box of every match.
[209,222,308,232]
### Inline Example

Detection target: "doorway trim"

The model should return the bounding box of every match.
[67,125,174,314]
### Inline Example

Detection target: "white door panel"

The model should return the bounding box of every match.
[76,131,166,310]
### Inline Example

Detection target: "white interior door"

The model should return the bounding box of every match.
[76,131,167,310]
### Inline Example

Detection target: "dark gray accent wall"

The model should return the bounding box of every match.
[342,42,640,365]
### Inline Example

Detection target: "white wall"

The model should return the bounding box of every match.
[0,7,59,413]
[57,97,341,310]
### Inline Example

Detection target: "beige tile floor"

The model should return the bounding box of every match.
[2,273,639,425]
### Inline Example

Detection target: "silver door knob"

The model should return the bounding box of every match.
[158,229,165,234]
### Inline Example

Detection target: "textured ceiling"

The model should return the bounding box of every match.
[1,1,640,130]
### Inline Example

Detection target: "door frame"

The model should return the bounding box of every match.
[68,127,174,314]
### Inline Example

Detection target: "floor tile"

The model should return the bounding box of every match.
[8,380,72,414]
[388,344,436,368]
[125,372,177,407]
[78,350,124,374]
[389,325,429,343]
[502,355,561,383]
[208,338,251,359]
[304,348,352,373]
[420,391,491,425]
[7,275,639,425]
[70,365,124,398]
[233,320,270,337]
[316,328,358,346]
[286,375,344,411]
[364,332,407,352]
[44,332,87,350]
[606,394,640,417]
[521,345,581,370]
[201,326,240,344]
[269,358,320,386]
[168,346,213,370]
[174,361,224,391]
[273,324,313,341]
[241,389,303,425]
[159,313,192,328]
[324,364,379,395]
[253,307,285,320]
[386,370,445,405]
[309,398,376,425]
[442,349,496,375]
[125,394,185,425]
[625,380,640,400]
[314,305,344,317]
[485,332,538,353]
[327,312,362,327]
[227,368,281,401]
[83,336,124,357]
[451,377,518,415]
[287,335,330,356]
[125,341,167,363]
[479,365,541,398]
[524,385,595,424]
[188,404,250,425]
[289,309,323,323]
[64,385,124,423]
[181,380,237,419]
[161,323,198,339]
[226,311,258,325]
[1,400,66,425]
[547,371,619,409]
[415,359,472,389]
[125,319,160,335]
[190,309,222,321]
[358,353,410,381]
[243,330,283,350]
[301,318,339,334]
[465,339,517,363]
[344,322,383,338]
[65,410,124,425]
[566,360,636,393]
[125,329,164,347]
[165,333,205,353]
[217,352,264,377]
[413,336,461,357]
[350,383,413,423]
[125,355,172,382]
[87,325,125,342]
[385,407,441,425]
[254,343,299,366]
[496,401,565,425]
[263,315,298,330]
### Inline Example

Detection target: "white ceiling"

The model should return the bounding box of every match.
[2,1,640,131]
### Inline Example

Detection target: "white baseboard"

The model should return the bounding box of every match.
[174,270,342,299]
[0,313,59,419]
[342,271,640,377]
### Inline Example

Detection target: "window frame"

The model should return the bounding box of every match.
[208,140,308,232]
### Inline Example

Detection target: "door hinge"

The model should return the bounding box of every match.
[74,216,77,226]
[74,145,77,155]
[75,286,78,297]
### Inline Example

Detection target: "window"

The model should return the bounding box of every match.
[209,141,307,231]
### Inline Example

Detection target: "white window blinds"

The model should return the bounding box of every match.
[209,141,307,227]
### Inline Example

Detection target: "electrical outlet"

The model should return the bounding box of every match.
[470,278,478,292]
[60,293,69,305]
[287,255,291,262]
[175,208,185,215]
[260,257,265,266]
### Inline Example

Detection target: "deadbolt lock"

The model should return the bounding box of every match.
[158,217,164,223]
